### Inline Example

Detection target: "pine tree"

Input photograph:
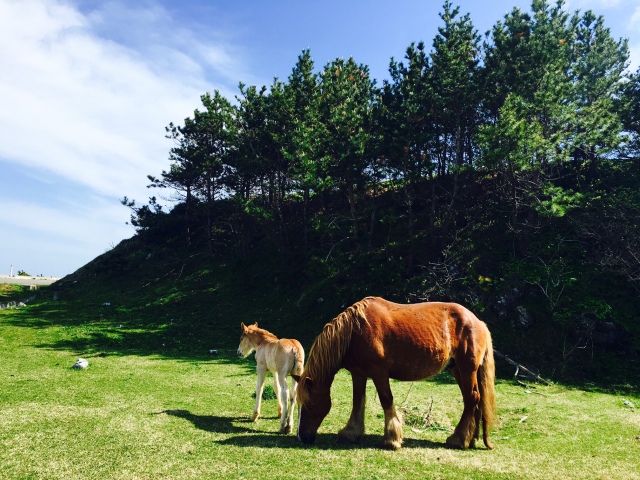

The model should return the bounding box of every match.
[318,57,378,249]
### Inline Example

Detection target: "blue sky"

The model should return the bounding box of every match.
[1,0,639,279]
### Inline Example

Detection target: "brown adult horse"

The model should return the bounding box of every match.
[293,296,496,450]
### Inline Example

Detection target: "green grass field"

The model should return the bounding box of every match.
[1,285,639,479]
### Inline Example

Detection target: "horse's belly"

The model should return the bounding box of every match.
[264,348,293,374]
[389,362,445,381]
[346,342,449,382]
[390,350,448,380]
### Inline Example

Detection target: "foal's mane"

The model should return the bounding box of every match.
[249,325,278,344]
[298,298,370,404]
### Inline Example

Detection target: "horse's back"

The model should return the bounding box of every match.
[366,297,486,338]
[347,297,488,380]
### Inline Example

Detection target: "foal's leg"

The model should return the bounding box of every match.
[273,371,283,419]
[284,375,298,435]
[276,371,292,434]
[252,364,267,421]
[337,373,367,444]
[447,364,480,449]
[372,374,403,450]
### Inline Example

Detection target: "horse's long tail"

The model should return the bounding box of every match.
[478,329,497,449]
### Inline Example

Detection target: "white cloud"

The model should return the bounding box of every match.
[0,0,245,201]
[1,197,128,245]
[0,195,133,277]
[630,5,640,28]
[628,42,640,72]
[565,0,624,9]
[621,5,640,71]
[0,0,252,277]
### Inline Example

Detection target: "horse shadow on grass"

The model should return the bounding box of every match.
[160,409,253,435]
[162,409,447,451]
[214,431,446,451]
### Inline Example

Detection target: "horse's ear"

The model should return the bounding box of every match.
[241,322,247,332]
[291,375,313,387]
[254,322,259,328]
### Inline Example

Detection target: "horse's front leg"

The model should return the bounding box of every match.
[372,374,403,450]
[252,364,267,422]
[337,373,367,444]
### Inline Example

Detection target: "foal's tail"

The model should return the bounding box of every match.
[478,328,497,449]
[290,340,305,380]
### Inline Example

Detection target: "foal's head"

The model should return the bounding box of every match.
[237,322,258,357]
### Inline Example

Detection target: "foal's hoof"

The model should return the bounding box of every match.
[445,434,467,449]
[251,412,260,422]
[280,424,292,434]
[383,438,402,450]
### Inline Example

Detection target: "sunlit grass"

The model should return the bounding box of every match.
[1,301,639,479]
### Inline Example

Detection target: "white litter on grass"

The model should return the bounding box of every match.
[72,358,89,369]
[623,400,635,408]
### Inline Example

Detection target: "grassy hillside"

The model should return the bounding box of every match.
[5,166,640,395]
[36,183,640,394]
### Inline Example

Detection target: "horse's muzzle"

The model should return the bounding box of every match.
[236,349,243,357]
[297,432,316,445]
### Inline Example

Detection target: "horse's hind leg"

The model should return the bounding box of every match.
[372,374,403,450]
[471,402,481,448]
[337,373,367,444]
[447,363,480,449]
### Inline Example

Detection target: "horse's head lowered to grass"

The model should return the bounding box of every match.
[292,300,369,445]
[291,374,332,445]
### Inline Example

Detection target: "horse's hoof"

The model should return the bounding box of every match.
[445,434,467,449]
[251,413,260,422]
[280,424,292,434]
[383,438,402,450]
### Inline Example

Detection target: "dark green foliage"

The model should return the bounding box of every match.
[620,66,640,156]
[252,385,277,401]
[111,1,639,389]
